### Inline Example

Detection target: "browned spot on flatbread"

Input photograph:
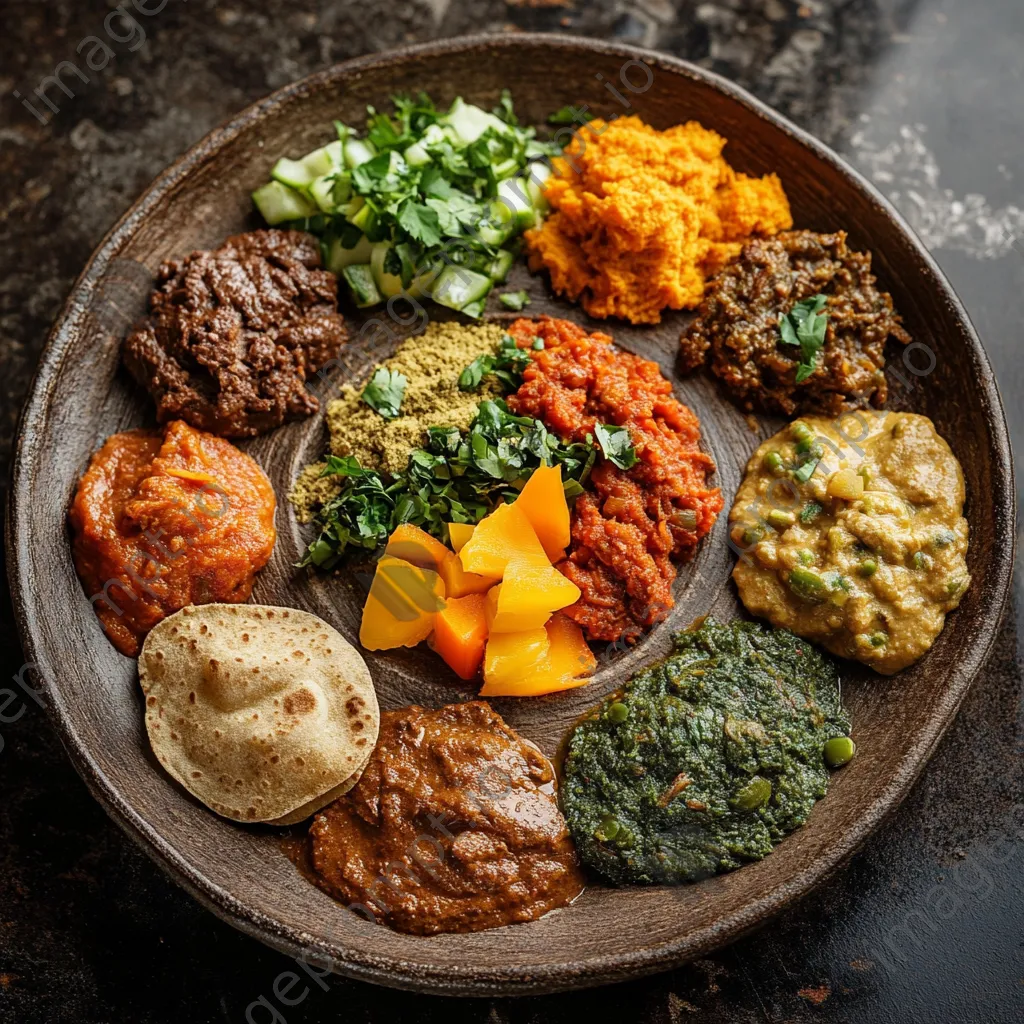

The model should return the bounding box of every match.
[284,688,316,716]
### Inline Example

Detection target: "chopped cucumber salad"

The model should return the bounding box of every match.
[252,91,556,316]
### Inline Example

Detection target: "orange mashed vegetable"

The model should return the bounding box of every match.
[525,116,792,324]
[69,420,277,656]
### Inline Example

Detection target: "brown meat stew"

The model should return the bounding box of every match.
[680,229,910,416]
[123,229,347,438]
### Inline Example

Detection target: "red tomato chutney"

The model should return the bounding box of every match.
[69,419,277,656]
[507,317,723,643]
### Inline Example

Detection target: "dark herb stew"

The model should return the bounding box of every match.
[561,618,853,885]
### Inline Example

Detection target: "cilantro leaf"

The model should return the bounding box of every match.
[548,105,594,125]
[458,334,531,391]
[366,108,410,151]
[498,290,531,311]
[493,89,519,126]
[361,367,407,419]
[396,200,442,246]
[779,294,830,383]
[595,423,639,470]
[420,166,454,199]
[458,354,496,390]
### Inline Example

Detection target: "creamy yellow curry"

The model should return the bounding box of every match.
[730,412,970,674]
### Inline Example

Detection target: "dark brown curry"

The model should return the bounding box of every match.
[308,702,584,935]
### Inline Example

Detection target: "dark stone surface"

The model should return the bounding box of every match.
[1,1,1021,1021]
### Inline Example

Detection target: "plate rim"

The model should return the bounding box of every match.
[6,32,1016,996]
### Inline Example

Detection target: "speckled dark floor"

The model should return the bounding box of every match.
[1,2,1022,1022]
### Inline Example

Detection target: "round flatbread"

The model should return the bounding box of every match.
[139,604,379,823]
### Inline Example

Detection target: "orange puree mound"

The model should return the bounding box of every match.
[525,116,792,324]
[69,420,277,657]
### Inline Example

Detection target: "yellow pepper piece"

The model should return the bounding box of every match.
[459,502,548,579]
[486,560,581,632]
[481,626,550,692]
[480,615,595,697]
[359,555,445,651]
[447,522,476,554]
[515,463,570,562]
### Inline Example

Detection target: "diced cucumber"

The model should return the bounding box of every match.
[308,171,352,213]
[441,97,508,146]
[252,181,317,225]
[344,195,366,224]
[342,264,383,308]
[370,242,405,299]
[300,144,340,178]
[492,157,520,181]
[496,177,536,230]
[475,199,516,247]
[431,266,492,311]
[324,233,372,274]
[271,158,315,190]
[487,249,515,283]
[409,261,442,299]
[403,141,431,167]
[526,162,552,215]
[349,200,376,234]
[421,123,446,146]
[308,176,335,212]
[324,140,344,167]
[271,145,342,190]
[343,138,377,168]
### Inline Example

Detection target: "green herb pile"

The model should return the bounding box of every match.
[562,618,852,886]
[300,398,596,570]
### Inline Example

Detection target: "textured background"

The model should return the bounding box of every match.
[1,1,1022,1022]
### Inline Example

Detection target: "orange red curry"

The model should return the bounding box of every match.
[69,419,277,656]
[507,317,722,642]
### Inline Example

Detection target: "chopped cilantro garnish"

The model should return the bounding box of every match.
[594,423,639,470]
[361,367,407,419]
[255,91,550,314]
[779,294,830,383]
[396,200,442,247]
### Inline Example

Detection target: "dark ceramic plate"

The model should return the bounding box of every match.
[6,34,1015,996]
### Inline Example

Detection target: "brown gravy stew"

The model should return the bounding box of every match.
[308,702,584,935]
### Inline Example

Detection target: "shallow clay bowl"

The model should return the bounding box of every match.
[7,34,1014,996]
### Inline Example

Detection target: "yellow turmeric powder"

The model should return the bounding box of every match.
[525,116,792,324]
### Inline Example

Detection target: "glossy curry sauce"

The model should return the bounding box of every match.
[730,412,969,674]
[308,702,584,935]
[69,420,277,656]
